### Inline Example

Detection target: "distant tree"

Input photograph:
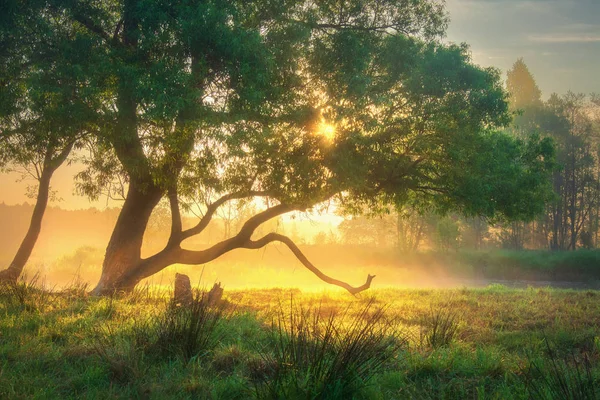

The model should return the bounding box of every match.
[435,216,460,252]
[396,208,430,251]
[3,0,555,295]
[497,221,527,250]
[461,216,489,250]
[313,231,328,246]
[506,58,542,111]
[0,3,97,283]
[504,64,600,251]
[339,215,396,247]
[549,93,599,250]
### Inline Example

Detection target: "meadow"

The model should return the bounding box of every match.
[1,281,600,399]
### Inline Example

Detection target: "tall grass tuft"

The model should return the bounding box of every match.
[526,339,598,400]
[0,273,54,312]
[132,288,227,362]
[93,323,146,385]
[420,304,460,349]
[254,298,402,400]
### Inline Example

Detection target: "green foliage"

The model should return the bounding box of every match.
[3,0,545,213]
[0,0,98,168]
[456,249,600,281]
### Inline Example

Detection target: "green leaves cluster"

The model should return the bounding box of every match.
[2,0,555,223]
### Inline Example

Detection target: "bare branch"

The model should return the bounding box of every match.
[125,203,294,283]
[180,190,272,241]
[244,233,375,296]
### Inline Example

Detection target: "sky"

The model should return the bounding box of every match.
[444,0,600,97]
[1,0,599,209]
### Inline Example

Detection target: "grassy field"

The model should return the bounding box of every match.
[1,282,600,399]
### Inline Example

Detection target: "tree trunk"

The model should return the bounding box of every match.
[91,181,163,294]
[0,170,52,284]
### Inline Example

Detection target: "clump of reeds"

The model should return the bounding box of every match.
[254,297,402,399]
[420,304,460,349]
[526,338,597,400]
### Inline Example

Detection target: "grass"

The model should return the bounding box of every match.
[1,284,600,399]
[255,298,401,399]
[420,303,461,349]
[526,338,598,400]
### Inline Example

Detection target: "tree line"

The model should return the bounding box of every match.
[334,59,600,252]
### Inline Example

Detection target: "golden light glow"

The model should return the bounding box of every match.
[315,120,336,141]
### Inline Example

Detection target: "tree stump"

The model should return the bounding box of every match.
[173,273,193,306]
[206,282,223,306]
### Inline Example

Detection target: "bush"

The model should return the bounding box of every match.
[455,249,600,282]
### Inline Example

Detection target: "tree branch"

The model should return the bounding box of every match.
[176,203,293,263]
[180,190,272,241]
[112,18,123,42]
[125,202,295,283]
[71,12,112,43]
[168,187,182,245]
[47,140,76,172]
[244,232,375,296]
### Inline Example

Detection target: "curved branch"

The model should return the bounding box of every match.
[125,203,295,283]
[177,203,293,263]
[244,233,375,296]
[180,190,272,241]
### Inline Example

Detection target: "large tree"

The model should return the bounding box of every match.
[4,0,554,294]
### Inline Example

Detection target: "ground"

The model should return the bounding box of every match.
[1,284,599,399]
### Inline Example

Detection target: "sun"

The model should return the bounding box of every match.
[315,121,336,141]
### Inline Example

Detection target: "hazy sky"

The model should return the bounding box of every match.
[445,0,600,96]
[1,0,598,209]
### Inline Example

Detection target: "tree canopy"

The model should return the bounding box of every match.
[0,0,554,294]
